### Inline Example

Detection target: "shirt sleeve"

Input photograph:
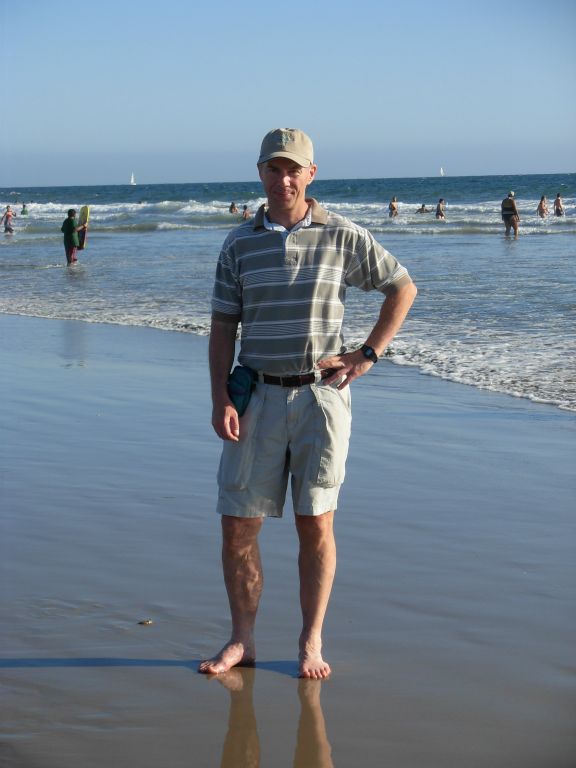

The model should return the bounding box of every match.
[211,240,242,322]
[344,227,411,294]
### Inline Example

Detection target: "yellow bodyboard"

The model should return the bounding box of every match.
[78,205,90,250]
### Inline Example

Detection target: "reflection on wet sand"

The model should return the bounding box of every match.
[217,669,334,768]
[219,669,259,768]
[293,678,334,768]
[60,319,86,368]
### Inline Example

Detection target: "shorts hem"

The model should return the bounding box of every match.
[295,487,341,517]
[216,499,282,518]
[294,505,338,517]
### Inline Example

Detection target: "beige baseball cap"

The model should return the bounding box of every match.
[258,128,314,167]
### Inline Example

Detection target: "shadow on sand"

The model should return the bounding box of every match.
[0,657,298,676]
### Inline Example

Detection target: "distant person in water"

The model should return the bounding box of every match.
[1,205,15,233]
[415,204,430,214]
[60,209,87,265]
[388,196,398,217]
[229,202,239,214]
[501,191,520,237]
[553,194,564,217]
[241,205,250,220]
[20,203,28,216]
[435,199,446,220]
[537,196,548,218]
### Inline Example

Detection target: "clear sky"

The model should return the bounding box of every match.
[1,0,575,186]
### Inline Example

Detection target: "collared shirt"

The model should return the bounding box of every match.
[263,206,313,235]
[212,198,411,375]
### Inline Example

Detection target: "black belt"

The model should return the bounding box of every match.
[262,368,337,387]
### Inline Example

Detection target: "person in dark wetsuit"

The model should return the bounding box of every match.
[501,191,520,237]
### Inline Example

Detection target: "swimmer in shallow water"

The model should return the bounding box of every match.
[1,205,15,233]
[501,191,520,237]
[553,194,564,217]
[537,196,548,218]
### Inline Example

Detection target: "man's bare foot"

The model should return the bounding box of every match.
[198,641,255,675]
[298,638,331,679]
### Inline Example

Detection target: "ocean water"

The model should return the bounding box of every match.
[1,173,575,411]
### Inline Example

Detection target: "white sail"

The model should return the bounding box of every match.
[440,167,445,177]
[130,172,136,186]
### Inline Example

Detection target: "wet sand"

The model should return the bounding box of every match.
[1,314,575,767]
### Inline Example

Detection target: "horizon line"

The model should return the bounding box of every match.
[1,170,574,191]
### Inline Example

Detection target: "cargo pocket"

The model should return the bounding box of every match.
[217,386,266,491]
[310,383,352,487]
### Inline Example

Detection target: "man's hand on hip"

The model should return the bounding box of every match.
[316,350,374,390]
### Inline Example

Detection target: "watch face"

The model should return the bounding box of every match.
[362,345,377,362]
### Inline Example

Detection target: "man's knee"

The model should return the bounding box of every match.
[295,510,334,544]
[221,515,263,548]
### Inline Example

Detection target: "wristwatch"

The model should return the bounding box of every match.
[360,344,379,363]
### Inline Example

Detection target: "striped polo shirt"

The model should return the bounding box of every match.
[211,198,411,375]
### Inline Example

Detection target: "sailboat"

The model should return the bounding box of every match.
[130,172,136,186]
[440,167,445,177]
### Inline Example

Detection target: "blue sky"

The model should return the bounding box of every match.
[1,0,575,186]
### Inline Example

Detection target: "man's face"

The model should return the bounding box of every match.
[258,157,317,216]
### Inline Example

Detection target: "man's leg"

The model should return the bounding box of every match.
[295,511,336,679]
[199,515,264,674]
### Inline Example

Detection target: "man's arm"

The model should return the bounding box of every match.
[209,317,241,441]
[317,281,417,389]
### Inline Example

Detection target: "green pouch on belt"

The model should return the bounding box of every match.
[227,366,256,417]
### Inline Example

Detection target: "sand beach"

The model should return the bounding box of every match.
[1,314,575,767]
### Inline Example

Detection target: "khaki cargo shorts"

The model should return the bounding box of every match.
[216,381,352,518]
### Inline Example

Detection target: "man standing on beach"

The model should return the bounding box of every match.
[200,128,417,679]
